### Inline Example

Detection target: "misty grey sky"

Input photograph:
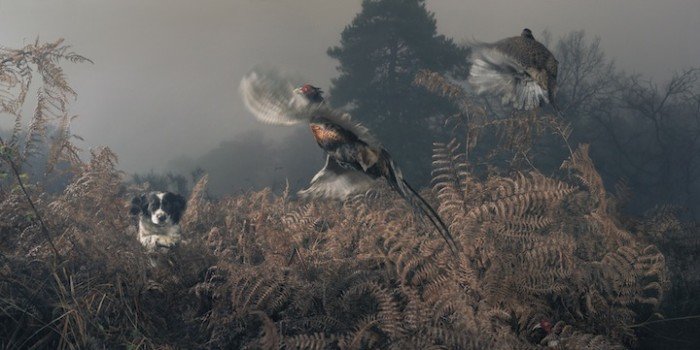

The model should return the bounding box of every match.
[0,0,698,173]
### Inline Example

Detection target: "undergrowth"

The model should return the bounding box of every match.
[1,38,696,350]
[0,142,675,349]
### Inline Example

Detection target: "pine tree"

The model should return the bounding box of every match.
[327,0,466,183]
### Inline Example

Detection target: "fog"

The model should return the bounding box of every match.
[0,0,698,176]
[4,2,700,346]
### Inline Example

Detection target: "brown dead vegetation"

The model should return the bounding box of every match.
[0,141,674,349]
[0,38,694,350]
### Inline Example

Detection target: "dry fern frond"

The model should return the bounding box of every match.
[561,144,607,211]
[414,69,466,101]
[599,245,667,308]
[1,38,90,173]
[284,332,331,350]
[180,174,210,232]
[466,172,575,222]
[431,139,472,223]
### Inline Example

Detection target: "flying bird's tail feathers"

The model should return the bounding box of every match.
[468,46,548,110]
[400,178,460,256]
[382,154,459,255]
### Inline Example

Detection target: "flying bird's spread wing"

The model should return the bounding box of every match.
[298,155,377,200]
[240,68,381,147]
[465,29,558,111]
[239,68,316,125]
[469,46,549,110]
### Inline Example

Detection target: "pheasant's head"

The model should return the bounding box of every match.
[294,84,324,104]
[532,318,553,334]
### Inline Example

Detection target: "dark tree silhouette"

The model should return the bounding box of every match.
[327,0,467,184]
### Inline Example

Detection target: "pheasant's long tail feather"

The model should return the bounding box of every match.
[399,179,460,256]
[382,152,459,255]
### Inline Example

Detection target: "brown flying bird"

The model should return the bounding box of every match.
[239,68,459,254]
[468,28,559,111]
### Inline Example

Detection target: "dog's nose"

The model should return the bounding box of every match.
[157,215,166,222]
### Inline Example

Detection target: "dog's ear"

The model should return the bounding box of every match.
[176,194,187,211]
[172,194,187,222]
[129,195,146,215]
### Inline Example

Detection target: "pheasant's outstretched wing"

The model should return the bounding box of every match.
[377,150,460,255]
[239,68,318,125]
[298,155,377,200]
[468,45,549,110]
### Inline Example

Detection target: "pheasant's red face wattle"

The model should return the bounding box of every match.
[300,84,315,96]
[297,84,324,103]
[540,319,553,334]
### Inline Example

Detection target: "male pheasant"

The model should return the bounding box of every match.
[240,68,459,254]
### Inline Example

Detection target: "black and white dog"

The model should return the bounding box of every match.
[130,191,187,252]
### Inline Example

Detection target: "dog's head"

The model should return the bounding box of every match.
[130,191,187,225]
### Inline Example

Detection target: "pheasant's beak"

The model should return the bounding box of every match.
[531,323,542,331]
[293,87,302,95]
